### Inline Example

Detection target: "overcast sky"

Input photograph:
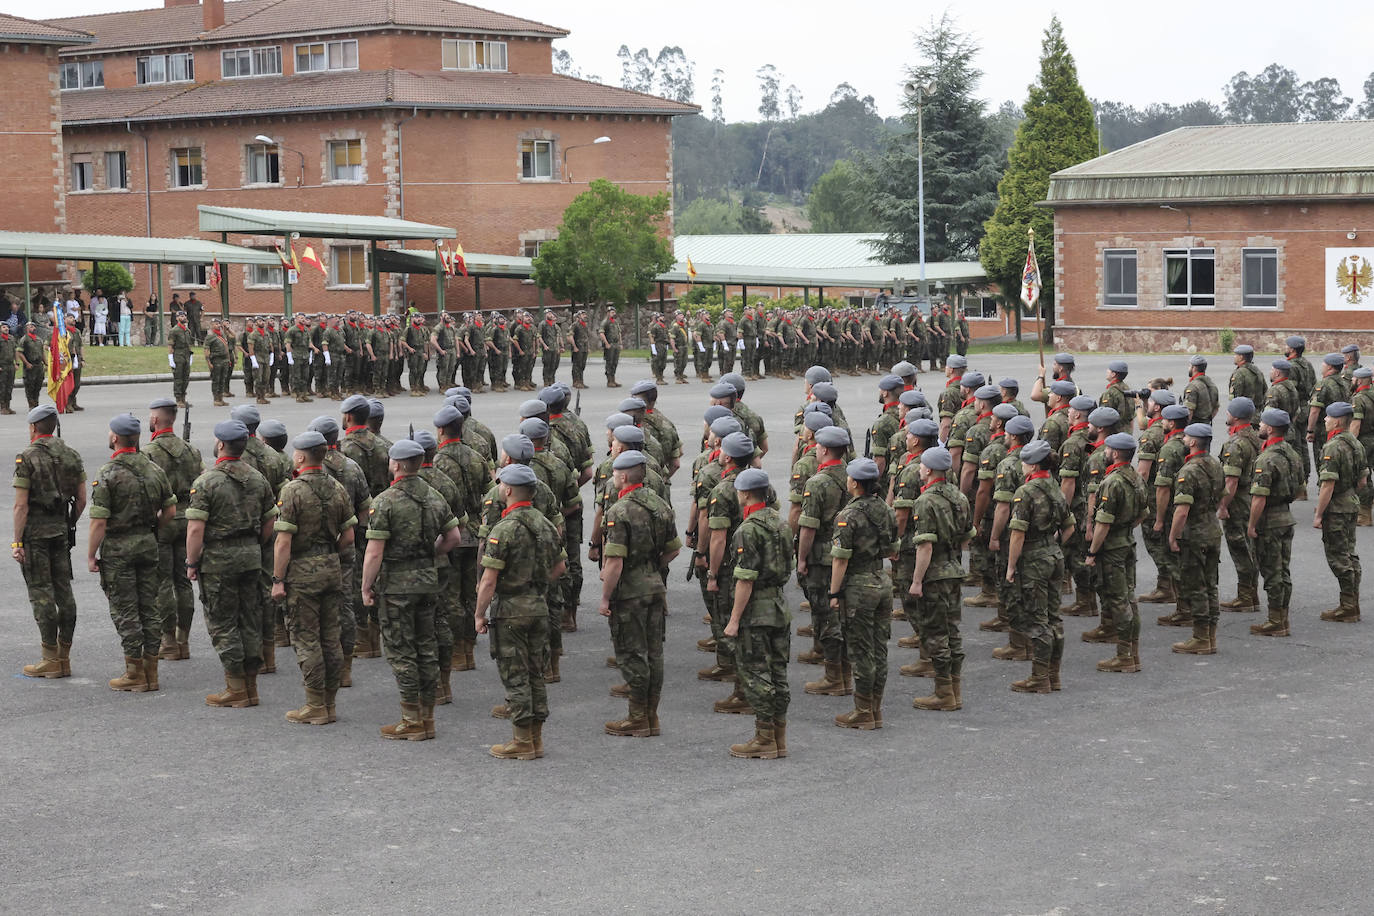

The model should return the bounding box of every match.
[35,0,1374,122]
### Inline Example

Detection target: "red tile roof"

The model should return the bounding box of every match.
[0,11,94,45]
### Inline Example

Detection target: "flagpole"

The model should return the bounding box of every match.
[1028,227,1043,365]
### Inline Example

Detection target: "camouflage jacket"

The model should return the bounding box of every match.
[603,484,680,599]
[90,450,174,559]
[186,457,275,573]
[1173,451,1224,546]
[365,474,459,594]
[481,504,563,618]
[911,479,972,581]
[14,434,86,540]
[830,493,897,585]
[730,504,794,627]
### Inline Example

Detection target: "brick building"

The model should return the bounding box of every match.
[1048,121,1374,353]
[40,0,693,314]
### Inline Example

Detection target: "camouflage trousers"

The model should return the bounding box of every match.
[968,530,993,586]
[541,351,560,387]
[200,568,264,675]
[1175,539,1220,626]
[291,359,310,395]
[604,346,620,380]
[1014,545,1064,665]
[731,622,790,724]
[100,548,161,659]
[452,546,479,644]
[570,350,587,385]
[1096,543,1139,642]
[841,574,892,698]
[699,563,734,668]
[337,548,356,655]
[891,551,921,638]
[1320,511,1361,597]
[490,614,549,726]
[157,523,195,634]
[488,353,507,388]
[407,354,427,390]
[1063,515,1093,595]
[716,343,735,375]
[1222,513,1256,591]
[673,347,689,380]
[650,347,668,380]
[915,578,964,678]
[1255,524,1295,610]
[694,343,712,378]
[805,563,843,664]
[609,593,667,705]
[285,556,344,691]
[563,512,584,618]
[378,589,438,706]
[994,547,1019,628]
[435,562,457,667]
[1141,523,1177,587]
[172,358,191,402]
[22,534,77,646]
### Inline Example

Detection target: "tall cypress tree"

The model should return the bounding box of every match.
[979,16,1098,339]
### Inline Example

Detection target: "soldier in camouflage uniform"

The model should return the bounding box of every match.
[18,322,45,410]
[340,395,391,655]
[600,451,681,737]
[599,306,623,388]
[88,413,176,693]
[1004,439,1070,693]
[435,404,497,675]
[521,414,580,681]
[14,406,86,679]
[1266,359,1305,461]
[285,314,315,403]
[1100,361,1134,434]
[1307,353,1352,501]
[1139,400,1187,612]
[647,313,670,385]
[1182,355,1219,424]
[907,447,972,710]
[1037,380,1077,469]
[187,420,277,708]
[798,426,854,697]
[1057,395,1099,617]
[1342,343,1362,382]
[569,309,591,389]
[145,398,202,662]
[1350,367,1374,525]
[1284,336,1316,485]
[965,403,1020,613]
[1217,398,1262,613]
[721,468,793,759]
[310,416,370,686]
[1249,408,1304,637]
[363,439,462,741]
[706,432,763,715]
[1314,402,1365,622]
[1167,423,1225,655]
[829,458,898,729]
[537,309,562,388]
[959,385,1002,501]
[1088,432,1147,673]
[408,428,465,701]
[890,416,940,675]
[1229,345,1268,405]
[986,416,1035,658]
[868,375,904,497]
[487,312,510,391]
[272,430,356,725]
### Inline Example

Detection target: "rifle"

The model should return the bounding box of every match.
[182,406,191,443]
[409,422,415,440]
[864,428,873,459]
[575,389,582,417]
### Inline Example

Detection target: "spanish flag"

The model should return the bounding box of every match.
[47,308,74,414]
[452,244,468,278]
[275,242,293,270]
[300,245,327,276]
[686,256,697,281]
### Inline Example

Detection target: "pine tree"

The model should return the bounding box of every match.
[979,15,1098,340]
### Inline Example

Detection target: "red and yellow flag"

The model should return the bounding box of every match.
[686,256,698,281]
[47,307,74,413]
[300,245,327,276]
[452,244,468,278]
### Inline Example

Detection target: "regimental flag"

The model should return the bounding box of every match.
[208,258,221,289]
[275,241,293,270]
[47,307,74,413]
[436,243,452,278]
[452,244,468,278]
[290,244,301,274]
[686,256,698,281]
[1020,236,1041,309]
[300,245,327,277]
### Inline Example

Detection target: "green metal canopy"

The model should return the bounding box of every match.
[197,205,456,241]
[0,230,280,265]
[371,247,533,278]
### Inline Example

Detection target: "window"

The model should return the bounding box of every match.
[246,144,280,184]
[960,295,999,319]
[441,39,507,71]
[104,151,127,190]
[521,240,544,258]
[1103,248,1138,306]
[330,246,367,286]
[1242,248,1278,308]
[328,139,362,181]
[60,60,104,90]
[137,52,193,85]
[173,264,207,287]
[295,40,358,72]
[222,46,282,78]
[1164,248,1215,307]
[520,139,553,179]
[171,147,203,188]
[249,264,284,288]
[71,159,93,192]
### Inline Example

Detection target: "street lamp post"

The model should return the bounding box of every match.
[904,81,935,311]
[254,134,306,187]
[563,135,611,182]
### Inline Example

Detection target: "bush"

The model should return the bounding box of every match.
[675,289,851,324]
[1217,327,1235,353]
[81,263,135,296]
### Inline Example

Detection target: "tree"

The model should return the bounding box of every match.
[807,160,875,232]
[1095,98,1222,151]
[553,47,580,78]
[1360,73,1374,119]
[710,69,725,122]
[785,84,804,120]
[858,13,1004,263]
[737,190,772,234]
[617,45,656,93]
[979,15,1098,341]
[532,179,675,313]
[654,46,695,104]
[81,262,135,296]
[1304,77,1352,121]
[675,197,744,235]
[756,64,781,121]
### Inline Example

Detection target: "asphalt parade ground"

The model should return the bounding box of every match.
[2,349,1368,915]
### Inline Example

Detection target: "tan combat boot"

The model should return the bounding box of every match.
[159,632,180,661]
[796,624,815,637]
[275,622,292,648]
[648,695,662,736]
[979,610,1010,632]
[605,700,653,737]
[143,653,159,691]
[1081,621,1116,643]
[1250,607,1290,637]
[325,688,338,723]
[545,653,561,684]
[696,636,718,653]
[452,639,474,672]
[58,641,72,677]
[1049,638,1065,691]
[109,657,148,692]
[1061,591,1098,617]
[992,631,1032,661]
[244,671,261,706]
[491,703,511,719]
[804,661,851,696]
[1138,578,1171,603]
[912,676,959,711]
[436,664,452,705]
[1206,625,1218,653]
[1172,623,1216,655]
[421,703,436,740]
[381,702,429,741]
[773,718,788,756]
[285,688,330,725]
[609,682,630,698]
[712,686,754,715]
[897,634,921,649]
[834,694,877,730]
[899,656,935,678]
[340,654,353,688]
[562,607,577,633]
[730,720,779,759]
[696,663,735,681]
[1359,503,1373,527]
[871,688,884,728]
[206,674,252,708]
[490,723,537,759]
[796,645,824,665]
[531,720,545,758]
[1220,584,1259,612]
[260,643,276,675]
[964,585,998,608]
[1096,642,1141,673]
[1011,660,1053,694]
[464,639,476,671]
[21,644,64,679]
[1320,593,1361,623]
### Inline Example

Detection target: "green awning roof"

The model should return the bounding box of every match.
[659,261,986,288]
[198,205,456,241]
[371,247,535,279]
[0,231,281,265]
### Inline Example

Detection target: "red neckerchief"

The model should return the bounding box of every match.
[1357,384,1371,393]
[1185,451,1207,463]
[709,447,721,462]
[721,465,740,482]
[216,456,240,465]
[1027,469,1051,481]
[801,442,816,456]
[1147,415,1162,428]
[1069,421,1090,434]
[502,500,532,518]
[421,462,434,468]
[1327,428,1344,442]
[991,430,1005,440]
[961,396,974,407]
[345,425,367,436]
[1263,435,1285,450]
[1105,460,1128,475]
[741,500,766,519]
[975,409,992,421]
[578,320,586,327]
[609,317,616,324]
[27,332,35,339]
[645,407,656,415]
[31,433,52,442]
[298,465,322,473]
[391,474,412,486]
[617,483,643,499]
[111,447,138,459]
[884,402,900,413]
[1228,421,1251,436]
[255,328,265,335]
[898,451,915,467]
[546,317,555,325]
[1190,369,1203,379]
[439,437,462,448]
[151,428,175,439]
[1048,403,1068,416]
[818,459,843,471]
[920,475,945,493]
[1164,428,1183,442]
[214,329,223,338]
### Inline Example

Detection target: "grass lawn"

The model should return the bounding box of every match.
[80,345,177,377]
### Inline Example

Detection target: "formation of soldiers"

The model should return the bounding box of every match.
[14,328,1370,760]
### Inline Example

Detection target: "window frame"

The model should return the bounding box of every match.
[248,263,285,289]
[1241,247,1279,309]
[170,146,204,189]
[104,151,128,190]
[1102,248,1138,307]
[172,264,208,288]
[520,139,554,181]
[960,295,999,320]
[328,245,368,288]
[521,240,544,259]
[327,139,363,183]
[294,39,359,73]
[245,143,281,186]
[1163,247,1216,309]
[441,38,508,71]
[61,60,104,90]
[71,158,94,192]
[222,45,283,79]
[137,52,194,86]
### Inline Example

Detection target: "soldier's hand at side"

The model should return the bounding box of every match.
[988,537,999,552]
[361,587,375,607]
[1313,512,1323,530]
[706,576,719,593]
[599,598,611,617]
[271,582,286,601]
[724,620,739,638]
[87,557,99,574]
[1169,537,1180,553]
[12,545,24,565]
[1217,504,1230,521]
[1246,526,1257,540]
[908,580,923,598]
[1005,568,1015,584]
[475,614,488,635]
[796,560,808,578]
[1085,555,1096,568]
[1153,520,1164,533]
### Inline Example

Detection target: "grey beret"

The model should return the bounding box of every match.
[960,372,986,389]
[433,405,462,428]
[804,401,834,417]
[1234,344,1254,356]
[709,382,738,399]
[1088,406,1120,427]
[444,387,465,398]
[1189,354,1208,367]
[899,389,928,407]
[998,377,1020,390]
[811,382,838,403]
[213,419,249,442]
[710,416,743,439]
[1227,397,1255,419]
[1070,395,1097,412]
[1286,336,1306,349]
[803,412,834,432]
[519,399,548,418]
[702,405,732,425]
[308,416,340,436]
[1104,432,1138,451]
[1184,423,1214,438]
[734,467,770,492]
[341,394,370,416]
[258,419,287,438]
[388,439,424,461]
[612,449,648,470]
[1053,353,1075,366]
[148,396,177,410]
[805,366,833,384]
[1355,367,1374,379]
[1324,353,1345,367]
[946,355,968,370]
[721,431,755,458]
[975,385,1001,401]
[1020,439,1052,465]
[992,403,1020,421]
[1326,401,1354,418]
[1162,404,1191,421]
[617,397,647,414]
[109,413,141,437]
[292,430,327,450]
[449,396,470,416]
[1343,344,1360,354]
[847,457,880,481]
[891,361,917,377]
[1108,360,1129,375]
[1271,358,1292,371]
[906,418,940,438]
[1261,408,1291,427]
[1149,389,1177,407]
[1005,415,1035,437]
[496,463,537,487]
[1050,380,1077,398]
[539,386,568,406]
[720,372,746,394]
[879,374,904,392]
[629,379,657,397]
[519,417,550,440]
[411,430,438,450]
[368,398,385,418]
[612,424,645,446]
[606,412,634,431]
[815,426,852,449]
[501,434,534,463]
[920,447,952,471]
[27,405,56,423]
[230,404,260,426]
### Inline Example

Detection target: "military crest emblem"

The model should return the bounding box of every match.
[1336,254,1374,306]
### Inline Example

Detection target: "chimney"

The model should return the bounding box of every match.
[203,0,225,30]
